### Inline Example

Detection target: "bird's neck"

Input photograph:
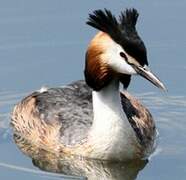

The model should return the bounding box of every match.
[87,79,137,160]
[90,78,131,136]
[92,79,122,123]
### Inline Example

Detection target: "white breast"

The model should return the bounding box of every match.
[87,79,139,160]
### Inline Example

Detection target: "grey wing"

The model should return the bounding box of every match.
[35,80,93,146]
[120,92,156,152]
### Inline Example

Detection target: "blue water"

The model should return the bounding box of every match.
[0,1,186,179]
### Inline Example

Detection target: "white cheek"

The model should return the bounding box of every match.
[108,56,136,75]
[106,45,136,75]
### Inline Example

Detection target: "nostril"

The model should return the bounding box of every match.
[143,65,150,71]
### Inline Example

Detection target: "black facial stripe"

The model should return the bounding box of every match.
[120,52,135,67]
[122,39,148,66]
[120,52,128,60]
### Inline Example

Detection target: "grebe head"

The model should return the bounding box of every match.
[85,8,166,91]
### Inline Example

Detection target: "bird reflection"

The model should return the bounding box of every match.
[14,134,148,180]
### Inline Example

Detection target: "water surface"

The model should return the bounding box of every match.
[0,1,186,179]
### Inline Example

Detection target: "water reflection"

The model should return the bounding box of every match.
[14,134,147,180]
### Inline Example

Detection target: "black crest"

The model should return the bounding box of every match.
[87,9,120,42]
[119,9,138,31]
[87,8,148,66]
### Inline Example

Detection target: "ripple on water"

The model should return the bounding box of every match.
[137,92,186,157]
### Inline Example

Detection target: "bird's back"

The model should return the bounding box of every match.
[12,80,93,147]
[36,80,93,145]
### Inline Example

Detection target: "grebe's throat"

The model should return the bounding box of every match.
[90,78,134,136]
[92,79,122,125]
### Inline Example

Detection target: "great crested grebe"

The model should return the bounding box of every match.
[11,8,166,161]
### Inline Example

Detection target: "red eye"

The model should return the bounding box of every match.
[120,52,127,60]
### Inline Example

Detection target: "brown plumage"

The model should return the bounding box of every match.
[121,92,156,156]
[11,94,62,152]
[85,32,114,91]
